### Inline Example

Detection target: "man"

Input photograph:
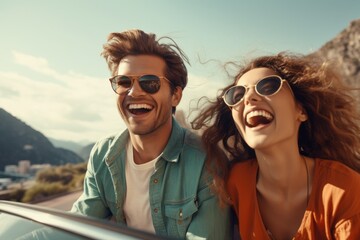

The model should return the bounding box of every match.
[71,29,231,239]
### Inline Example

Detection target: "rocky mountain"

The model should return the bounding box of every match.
[77,143,95,161]
[0,108,84,171]
[49,138,94,162]
[49,137,84,154]
[310,18,360,102]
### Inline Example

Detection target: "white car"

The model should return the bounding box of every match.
[0,200,174,240]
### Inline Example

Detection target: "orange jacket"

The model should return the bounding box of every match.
[227,159,360,239]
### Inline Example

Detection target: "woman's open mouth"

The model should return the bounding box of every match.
[245,110,273,128]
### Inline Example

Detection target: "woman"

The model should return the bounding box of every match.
[192,52,360,239]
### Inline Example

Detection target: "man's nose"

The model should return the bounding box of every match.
[128,80,145,96]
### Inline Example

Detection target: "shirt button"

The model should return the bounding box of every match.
[153,179,158,184]
[153,208,158,213]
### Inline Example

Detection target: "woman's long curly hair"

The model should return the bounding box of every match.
[192,52,360,203]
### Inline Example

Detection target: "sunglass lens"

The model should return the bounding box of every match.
[112,76,132,94]
[225,86,246,106]
[139,75,161,94]
[117,76,132,87]
[257,76,281,95]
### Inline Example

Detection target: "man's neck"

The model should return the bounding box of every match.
[129,119,173,164]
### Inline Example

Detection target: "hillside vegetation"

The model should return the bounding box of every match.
[8,162,87,203]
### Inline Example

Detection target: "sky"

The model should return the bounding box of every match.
[0,0,359,144]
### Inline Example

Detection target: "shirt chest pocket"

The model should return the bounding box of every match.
[164,199,198,237]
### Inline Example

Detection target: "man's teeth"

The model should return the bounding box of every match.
[246,110,273,121]
[128,104,153,110]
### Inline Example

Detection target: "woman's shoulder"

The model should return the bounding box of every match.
[312,158,360,205]
[315,158,360,184]
[311,159,360,229]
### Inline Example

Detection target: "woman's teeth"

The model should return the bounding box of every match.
[245,110,273,127]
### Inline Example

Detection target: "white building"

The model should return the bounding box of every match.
[4,165,18,174]
[18,160,31,174]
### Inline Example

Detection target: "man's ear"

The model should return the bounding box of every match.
[171,86,182,107]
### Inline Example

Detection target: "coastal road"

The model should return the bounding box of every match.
[35,190,82,211]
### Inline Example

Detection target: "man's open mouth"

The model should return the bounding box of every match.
[128,103,153,115]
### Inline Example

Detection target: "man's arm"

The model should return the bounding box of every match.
[71,157,111,219]
[186,185,232,240]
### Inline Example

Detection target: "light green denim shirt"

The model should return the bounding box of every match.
[71,119,231,239]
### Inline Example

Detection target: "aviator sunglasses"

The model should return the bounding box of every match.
[109,74,172,95]
[223,75,291,107]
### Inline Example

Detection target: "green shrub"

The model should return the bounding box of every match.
[22,182,69,203]
[8,188,26,202]
[35,162,86,186]
[13,162,88,203]
[0,162,88,202]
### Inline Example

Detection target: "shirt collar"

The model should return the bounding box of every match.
[161,118,184,163]
[106,117,184,166]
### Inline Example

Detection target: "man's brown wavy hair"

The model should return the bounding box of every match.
[101,29,189,113]
[192,52,360,203]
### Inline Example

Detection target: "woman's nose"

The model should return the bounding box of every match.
[243,86,261,104]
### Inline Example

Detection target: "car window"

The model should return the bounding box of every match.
[0,212,87,240]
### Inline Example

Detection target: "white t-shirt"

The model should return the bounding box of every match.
[123,142,160,233]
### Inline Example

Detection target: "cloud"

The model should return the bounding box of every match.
[66,105,102,122]
[12,51,60,79]
[1,51,123,143]
[0,85,19,98]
